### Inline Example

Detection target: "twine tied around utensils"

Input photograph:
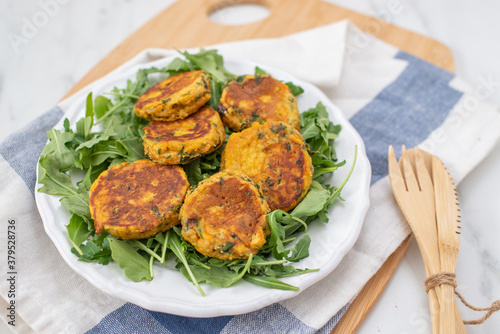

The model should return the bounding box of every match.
[424,272,500,325]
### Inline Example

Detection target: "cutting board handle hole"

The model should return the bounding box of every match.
[208,1,270,26]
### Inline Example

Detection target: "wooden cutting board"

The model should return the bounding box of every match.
[64,0,454,98]
[64,0,454,332]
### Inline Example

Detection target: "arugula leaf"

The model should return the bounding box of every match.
[258,265,318,278]
[88,163,109,183]
[74,240,112,265]
[94,95,111,119]
[285,235,311,262]
[289,181,330,219]
[180,49,234,83]
[265,209,312,262]
[243,274,299,291]
[163,58,192,73]
[40,129,76,171]
[76,115,125,151]
[301,146,358,224]
[87,141,124,166]
[181,254,253,288]
[322,146,358,214]
[78,166,93,192]
[128,240,163,263]
[168,230,205,296]
[181,266,240,288]
[109,238,152,282]
[60,192,91,220]
[85,92,94,118]
[255,67,268,75]
[38,154,79,197]
[96,98,131,125]
[184,159,203,186]
[285,82,304,96]
[183,144,224,186]
[208,78,222,111]
[66,214,91,255]
[310,153,346,180]
[76,116,93,142]
[267,210,287,259]
[300,102,341,158]
[154,232,171,265]
[300,101,344,184]
[116,138,145,161]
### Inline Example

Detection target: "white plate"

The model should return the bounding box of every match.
[35,57,371,317]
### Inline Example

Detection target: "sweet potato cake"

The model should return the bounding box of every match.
[180,171,270,260]
[142,105,225,165]
[89,159,189,240]
[221,121,313,212]
[134,70,211,121]
[218,74,300,131]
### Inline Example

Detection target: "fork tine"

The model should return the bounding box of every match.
[401,150,420,192]
[388,145,406,191]
[415,149,433,193]
[417,149,433,182]
[404,146,414,164]
[399,145,410,176]
[400,145,407,174]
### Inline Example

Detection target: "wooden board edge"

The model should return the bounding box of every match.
[330,235,413,334]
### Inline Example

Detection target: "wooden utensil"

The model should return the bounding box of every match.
[433,156,462,334]
[389,147,466,334]
[59,0,456,330]
[389,146,442,333]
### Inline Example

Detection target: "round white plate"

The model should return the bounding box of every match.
[35,57,371,317]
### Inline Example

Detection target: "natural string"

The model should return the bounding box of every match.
[424,272,500,325]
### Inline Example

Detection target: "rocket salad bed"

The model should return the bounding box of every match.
[37,50,355,296]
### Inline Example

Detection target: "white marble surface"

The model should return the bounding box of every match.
[1,0,499,333]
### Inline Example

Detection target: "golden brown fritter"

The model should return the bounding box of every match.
[143,106,225,165]
[218,74,300,132]
[89,159,189,240]
[221,121,313,212]
[134,70,211,121]
[180,171,270,260]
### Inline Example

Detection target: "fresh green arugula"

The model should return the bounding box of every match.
[37,49,354,295]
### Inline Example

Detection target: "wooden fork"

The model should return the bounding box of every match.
[388,146,466,334]
[388,145,441,333]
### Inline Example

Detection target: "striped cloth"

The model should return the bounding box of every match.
[1,21,499,333]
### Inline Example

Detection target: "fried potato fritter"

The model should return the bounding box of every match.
[89,159,189,240]
[218,74,300,131]
[180,171,270,260]
[221,121,313,212]
[142,105,225,165]
[134,70,211,121]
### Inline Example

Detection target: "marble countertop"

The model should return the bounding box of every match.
[1,0,499,333]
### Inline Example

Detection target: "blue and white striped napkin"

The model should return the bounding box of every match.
[1,20,499,333]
